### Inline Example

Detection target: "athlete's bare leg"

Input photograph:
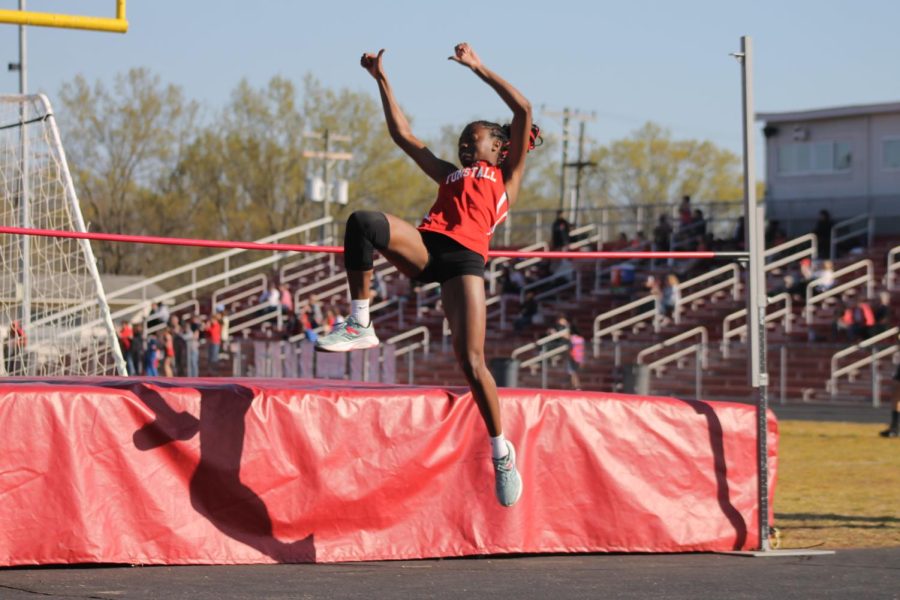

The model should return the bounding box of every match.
[441,274,502,436]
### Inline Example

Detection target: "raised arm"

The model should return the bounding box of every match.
[361,49,456,184]
[449,43,533,207]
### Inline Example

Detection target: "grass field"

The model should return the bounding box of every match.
[774,420,900,549]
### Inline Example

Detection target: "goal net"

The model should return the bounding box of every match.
[0,94,125,376]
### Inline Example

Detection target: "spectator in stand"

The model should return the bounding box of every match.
[812,260,835,294]
[813,209,833,259]
[550,210,571,251]
[514,291,539,333]
[118,320,134,375]
[161,326,175,377]
[833,296,875,342]
[279,284,293,317]
[323,307,338,333]
[653,214,672,252]
[5,320,26,375]
[371,270,387,302]
[690,209,707,249]
[612,232,629,250]
[786,258,814,302]
[144,333,160,376]
[148,302,169,331]
[731,216,745,251]
[566,323,585,391]
[629,231,647,249]
[185,315,201,378]
[130,323,144,376]
[677,195,692,230]
[205,313,222,371]
[308,293,324,328]
[879,366,900,437]
[660,273,681,322]
[870,291,892,337]
[765,219,786,248]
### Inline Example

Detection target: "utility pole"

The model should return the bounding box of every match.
[542,107,596,223]
[303,129,352,241]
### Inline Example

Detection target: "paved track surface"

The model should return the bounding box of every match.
[0,548,898,600]
[2,402,896,600]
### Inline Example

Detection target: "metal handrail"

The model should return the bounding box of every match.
[211,273,268,310]
[804,259,874,324]
[144,299,200,336]
[886,246,900,290]
[511,327,570,361]
[830,213,873,260]
[721,293,792,358]
[386,325,431,384]
[487,240,547,294]
[827,327,899,403]
[520,267,581,303]
[674,264,741,323]
[764,233,817,273]
[636,326,708,399]
[592,295,658,356]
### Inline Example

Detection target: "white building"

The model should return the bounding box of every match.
[757,101,900,235]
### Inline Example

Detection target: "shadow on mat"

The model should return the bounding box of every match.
[674,398,748,549]
[131,383,315,562]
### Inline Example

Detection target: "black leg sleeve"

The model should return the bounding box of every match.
[344,210,390,271]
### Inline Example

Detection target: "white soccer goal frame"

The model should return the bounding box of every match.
[0,93,126,376]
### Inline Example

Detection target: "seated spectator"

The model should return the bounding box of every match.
[786,258,814,301]
[514,291,539,333]
[812,260,835,294]
[833,296,875,342]
[653,215,672,252]
[871,291,893,336]
[659,273,681,321]
[279,284,293,316]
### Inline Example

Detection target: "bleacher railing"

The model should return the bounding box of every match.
[511,327,570,389]
[721,293,792,358]
[886,245,900,290]
[827,327,898,405]
[804,259,874,324]
[636,326,708,400]
[830,213,873,260]
[387,326,430,384]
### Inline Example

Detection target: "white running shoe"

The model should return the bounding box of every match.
[492,441,523,507]
[314,316,380,352]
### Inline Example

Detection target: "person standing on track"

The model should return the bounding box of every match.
[315,43,539,507]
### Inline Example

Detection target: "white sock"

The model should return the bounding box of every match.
[350,299,370,327]
[490,434,509,460]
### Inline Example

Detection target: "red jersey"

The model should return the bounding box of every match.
[418,160,507,261]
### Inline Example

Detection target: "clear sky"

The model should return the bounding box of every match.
[1,0,898,169]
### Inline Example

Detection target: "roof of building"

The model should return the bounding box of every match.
[756,101,900,123]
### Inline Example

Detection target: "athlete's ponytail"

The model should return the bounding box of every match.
[496,123,543,165]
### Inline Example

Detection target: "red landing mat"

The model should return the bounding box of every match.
[0,378,777,565]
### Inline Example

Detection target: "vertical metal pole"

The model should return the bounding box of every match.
[558,108,570,212]
[573,121,586,219]
[695,346,702,401]
[871,350,880,408]
[321,129,330,243]
[17,0,31,374]
[738,35,771,552]
[780,345,786,405]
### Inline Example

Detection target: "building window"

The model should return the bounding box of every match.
[777,141,852,175]
[884,139,900,170]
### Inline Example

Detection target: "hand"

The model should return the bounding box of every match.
[448,42,481,69]
[360,49,386,80]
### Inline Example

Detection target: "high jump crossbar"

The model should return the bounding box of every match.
[0,225,750,261]
[0,0,127,33]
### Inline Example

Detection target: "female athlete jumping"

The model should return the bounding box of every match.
[316,43,536,507]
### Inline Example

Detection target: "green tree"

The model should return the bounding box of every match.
[58,68,198,274]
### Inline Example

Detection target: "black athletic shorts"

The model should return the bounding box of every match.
[414,231,486,284]
[894,364,900,382]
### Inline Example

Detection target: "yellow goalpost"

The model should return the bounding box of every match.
[0,0,127,33]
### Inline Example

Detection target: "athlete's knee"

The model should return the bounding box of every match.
[457,349,487,380]
[344,211,390,271]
